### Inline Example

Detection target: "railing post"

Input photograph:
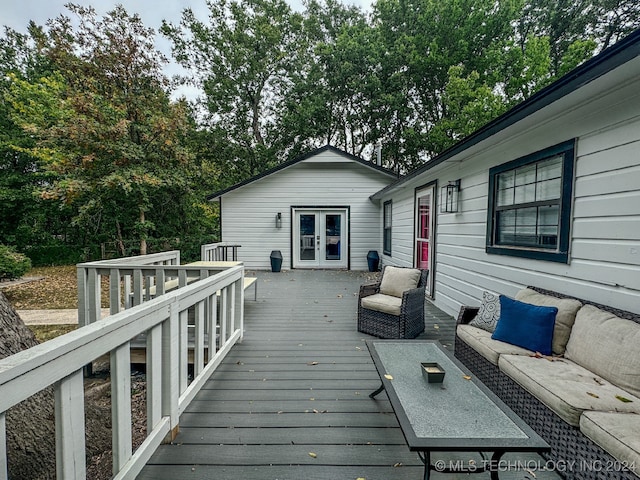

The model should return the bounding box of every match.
[163,305,180,441]
[220,288,228,343]
[109,268,121,316]
[0,412,6,480]
[194,301,205,375]
[179,309,189,393]
[111,343,132,474]
[238,271,244,341]
[178,268,188,288]
[146,324,162,432]
[133,269,143,306]
[155,267,166,297]
[55,370,86,479]
[229,282,236,341]
[208,293,218,359]
[124,274,132,309]
[87,268,101,325]
[77,266,88,328]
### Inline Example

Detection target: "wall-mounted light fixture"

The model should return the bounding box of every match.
[441,180,461,213]
[275,212,282,228]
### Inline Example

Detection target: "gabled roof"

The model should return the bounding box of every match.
[371,28,640,201]
[207,144,398,201]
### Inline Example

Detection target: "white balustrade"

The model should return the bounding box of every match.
[0,260,244,480]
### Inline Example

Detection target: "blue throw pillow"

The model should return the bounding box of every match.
[491,295,558,355]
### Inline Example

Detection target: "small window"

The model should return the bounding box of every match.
[383,200,392,256]
[486,140,575,263]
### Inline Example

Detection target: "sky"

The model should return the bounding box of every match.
[1,0,373,99]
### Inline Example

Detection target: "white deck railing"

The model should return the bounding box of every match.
[77,250,182,326]
[201,242,241,262]
[0,258,244,480]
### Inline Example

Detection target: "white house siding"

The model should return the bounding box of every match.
[382,192,415,267]
[219,158,393,270]
[378,58,640,317]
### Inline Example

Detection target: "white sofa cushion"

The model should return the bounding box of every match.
[515,288,582,355]
[499,354,640,426]
[580,412,640,476]
[456,324,533,365]
[565,305,640,398]
[361,293,402,316]
[379,266,421,298]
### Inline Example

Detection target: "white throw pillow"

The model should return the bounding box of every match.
[469,291,500,333]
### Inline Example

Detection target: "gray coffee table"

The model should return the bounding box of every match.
[366,340,549,480]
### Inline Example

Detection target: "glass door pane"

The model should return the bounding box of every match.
[325,214,341,261]
[417,241,429,269]
[415,186,434,295]
[417,193,431,268]
[299,214,316,261]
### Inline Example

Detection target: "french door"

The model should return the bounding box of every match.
[293,209,348,268]
[415,186,435,295]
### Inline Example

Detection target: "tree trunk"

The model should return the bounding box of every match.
[140,208,147,256]
[116,219,126,257]
[0,292,56,480]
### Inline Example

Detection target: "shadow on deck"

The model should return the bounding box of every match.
[137,270,560,480]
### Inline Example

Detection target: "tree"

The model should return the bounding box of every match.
[162,0,304,181]
[6,5,193,255]
[515,0,640,77]
[278,0,381,160]
[0,292,56,480]
[373,0,523,166]
[0,27,72,251]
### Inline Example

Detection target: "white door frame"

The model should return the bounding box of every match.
[292,207,348,269]
[415,185,435,297]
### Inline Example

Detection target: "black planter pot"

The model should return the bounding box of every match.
[270,250,283,272]
[366,250,380,272]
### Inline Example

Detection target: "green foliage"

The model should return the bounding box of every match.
[5,5,197,255]
[0,244,32,280]
[278,1,376,158]
[23,243,98,267]
[0,0,638,258]
[429,66,508,150]
[162,0,303,178]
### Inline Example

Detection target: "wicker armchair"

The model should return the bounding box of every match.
[357,266,429,339]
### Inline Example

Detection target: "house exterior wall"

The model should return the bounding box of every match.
[378,61,640,316]
[219,156,393,270]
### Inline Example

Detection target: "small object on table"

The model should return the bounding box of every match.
[421,362,445,383]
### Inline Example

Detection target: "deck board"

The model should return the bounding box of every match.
[137,269,558,480]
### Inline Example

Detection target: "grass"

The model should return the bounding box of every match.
[3,265,109,309]
[29,324,78,342]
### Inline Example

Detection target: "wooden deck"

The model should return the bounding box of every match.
[137,270,559,480]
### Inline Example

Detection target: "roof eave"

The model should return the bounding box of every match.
[207,144,398,201]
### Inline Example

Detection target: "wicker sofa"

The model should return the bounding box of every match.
[455,286,640,480]
[357,266,428,339]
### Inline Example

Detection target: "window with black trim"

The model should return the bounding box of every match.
[486,139,575,263]
[383,200,392,256]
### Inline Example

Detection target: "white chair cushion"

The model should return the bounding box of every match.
[361,293,402,316]
[379,266,421,298]
[457,324,533,365]
[580,412,640,475]
[499,354,640,426]
[565,305,640,398]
